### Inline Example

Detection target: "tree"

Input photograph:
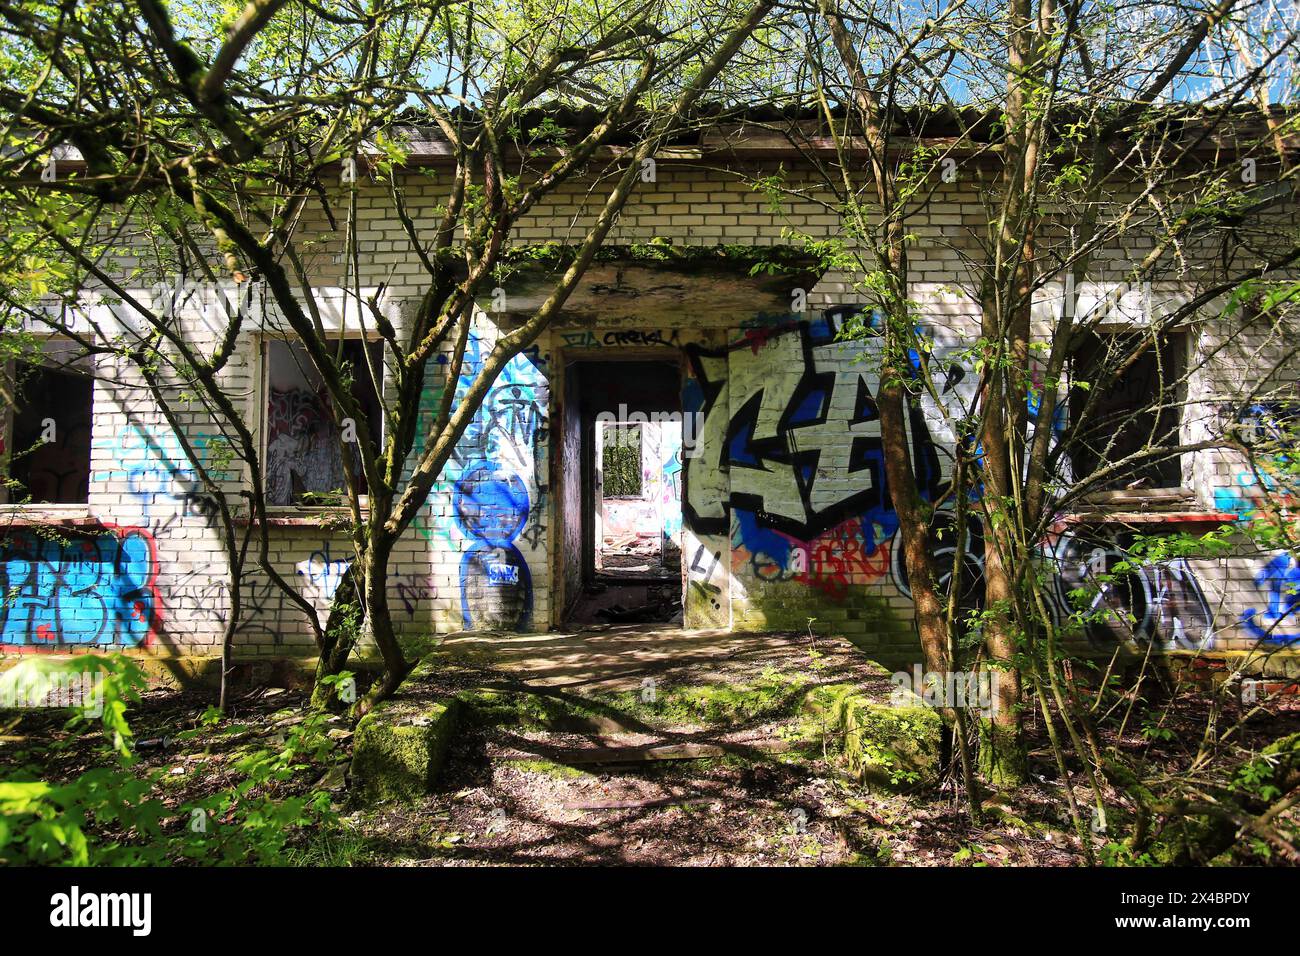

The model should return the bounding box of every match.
[0,0,779,708]
[753,0,1299,832]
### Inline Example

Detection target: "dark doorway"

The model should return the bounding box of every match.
[562,358,683,626]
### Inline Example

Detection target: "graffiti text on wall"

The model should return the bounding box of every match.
[295,541,353,602]
[685,313,944,598]
[1242,553,1300,645]
[1049,531,1215,651]
[0,526,163,648]
[93,423,231,525]
[684,312,1224,651]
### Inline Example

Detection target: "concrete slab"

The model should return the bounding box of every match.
[433,625,884,692]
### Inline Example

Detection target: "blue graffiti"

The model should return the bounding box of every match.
[91,424,230,524]
[295,542,352,601]
[0,529,160,646]
[431,332,543,632]
[440,336,549,483]
[419,331,549,629]
[1242,553,1300,645]
[454,463,532,629]
[1026,388,1068,436]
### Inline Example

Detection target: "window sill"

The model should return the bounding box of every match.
[0,506,103,530]
[1054,511,1238,528]
[1076,487,1195,504]
[236,506,366,528]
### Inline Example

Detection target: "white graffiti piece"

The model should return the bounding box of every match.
[296,543,352,602]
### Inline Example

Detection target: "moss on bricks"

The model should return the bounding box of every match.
[733,579,908,639]
[455,687,634,734]
[351,699,458,804]
[350,656,459,804]
[806,685,943,790]
[601,671,811,729]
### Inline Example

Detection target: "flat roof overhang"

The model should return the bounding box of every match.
[482,244,825,325]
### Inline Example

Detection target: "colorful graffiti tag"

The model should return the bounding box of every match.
[0,526,162,647]
[266,387,348,506]
[454,463,533,629]
[891,514,985,612]
[685,312,945,599]
[424,331,549,629]
[93,423,232,524]
[683,310,1225,649]
[1050,531,1215,650]
[661,442,683,544]
[1242,553,1300,645]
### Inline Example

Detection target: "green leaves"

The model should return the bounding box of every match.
[0,654,342,866]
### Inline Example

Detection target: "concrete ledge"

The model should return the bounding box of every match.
[0,653,325,691]
[0,653,400,691]
[349,656,459,805]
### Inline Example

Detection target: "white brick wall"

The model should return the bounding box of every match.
[2,159,1297,668]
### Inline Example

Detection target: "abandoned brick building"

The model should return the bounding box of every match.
[2,114,1298,680]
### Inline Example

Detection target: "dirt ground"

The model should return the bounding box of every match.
[357,631,1082,865]
[4,629,1298,866]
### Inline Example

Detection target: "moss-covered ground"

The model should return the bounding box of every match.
[8,628,1296,866]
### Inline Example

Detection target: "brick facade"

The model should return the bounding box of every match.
[2,155,1298,675]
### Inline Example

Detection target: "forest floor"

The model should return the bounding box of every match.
[3,628,1298,866]
[355,629,1078,866]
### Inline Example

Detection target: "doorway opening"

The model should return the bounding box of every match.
[597,419,683,577]
[561,358,683,626]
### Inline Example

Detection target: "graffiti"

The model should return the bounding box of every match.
[295,542,352,602]
[688,545,723,613]
[560,330,600,349]
[394,574,438,618]
[0,526,162,647]
[1214,470,1273,519]
[436,338,549,486]
[686,313,944,607]
[1224,400,1300,448]
[1242,553,1300,645]
[685,314,943,544]
[660,439,683,544]
[678,310,1226,648]
[454,463,532,629]
[93,424,232,523]
[1051,532,1214,650]
[800,521,893,600]
[560,328,680,349]
[603,329,679,347]
[891,513,985,613]
[266,387,348,506]
[732,510,894,599]
[603,498,660,541]
[175,573,288,644]
[421,329,549,630]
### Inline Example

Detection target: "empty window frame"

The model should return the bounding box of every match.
[1067,329,1186,492]
[4,361,94,505]
[601,423,643,498]
[263,339,383,506]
